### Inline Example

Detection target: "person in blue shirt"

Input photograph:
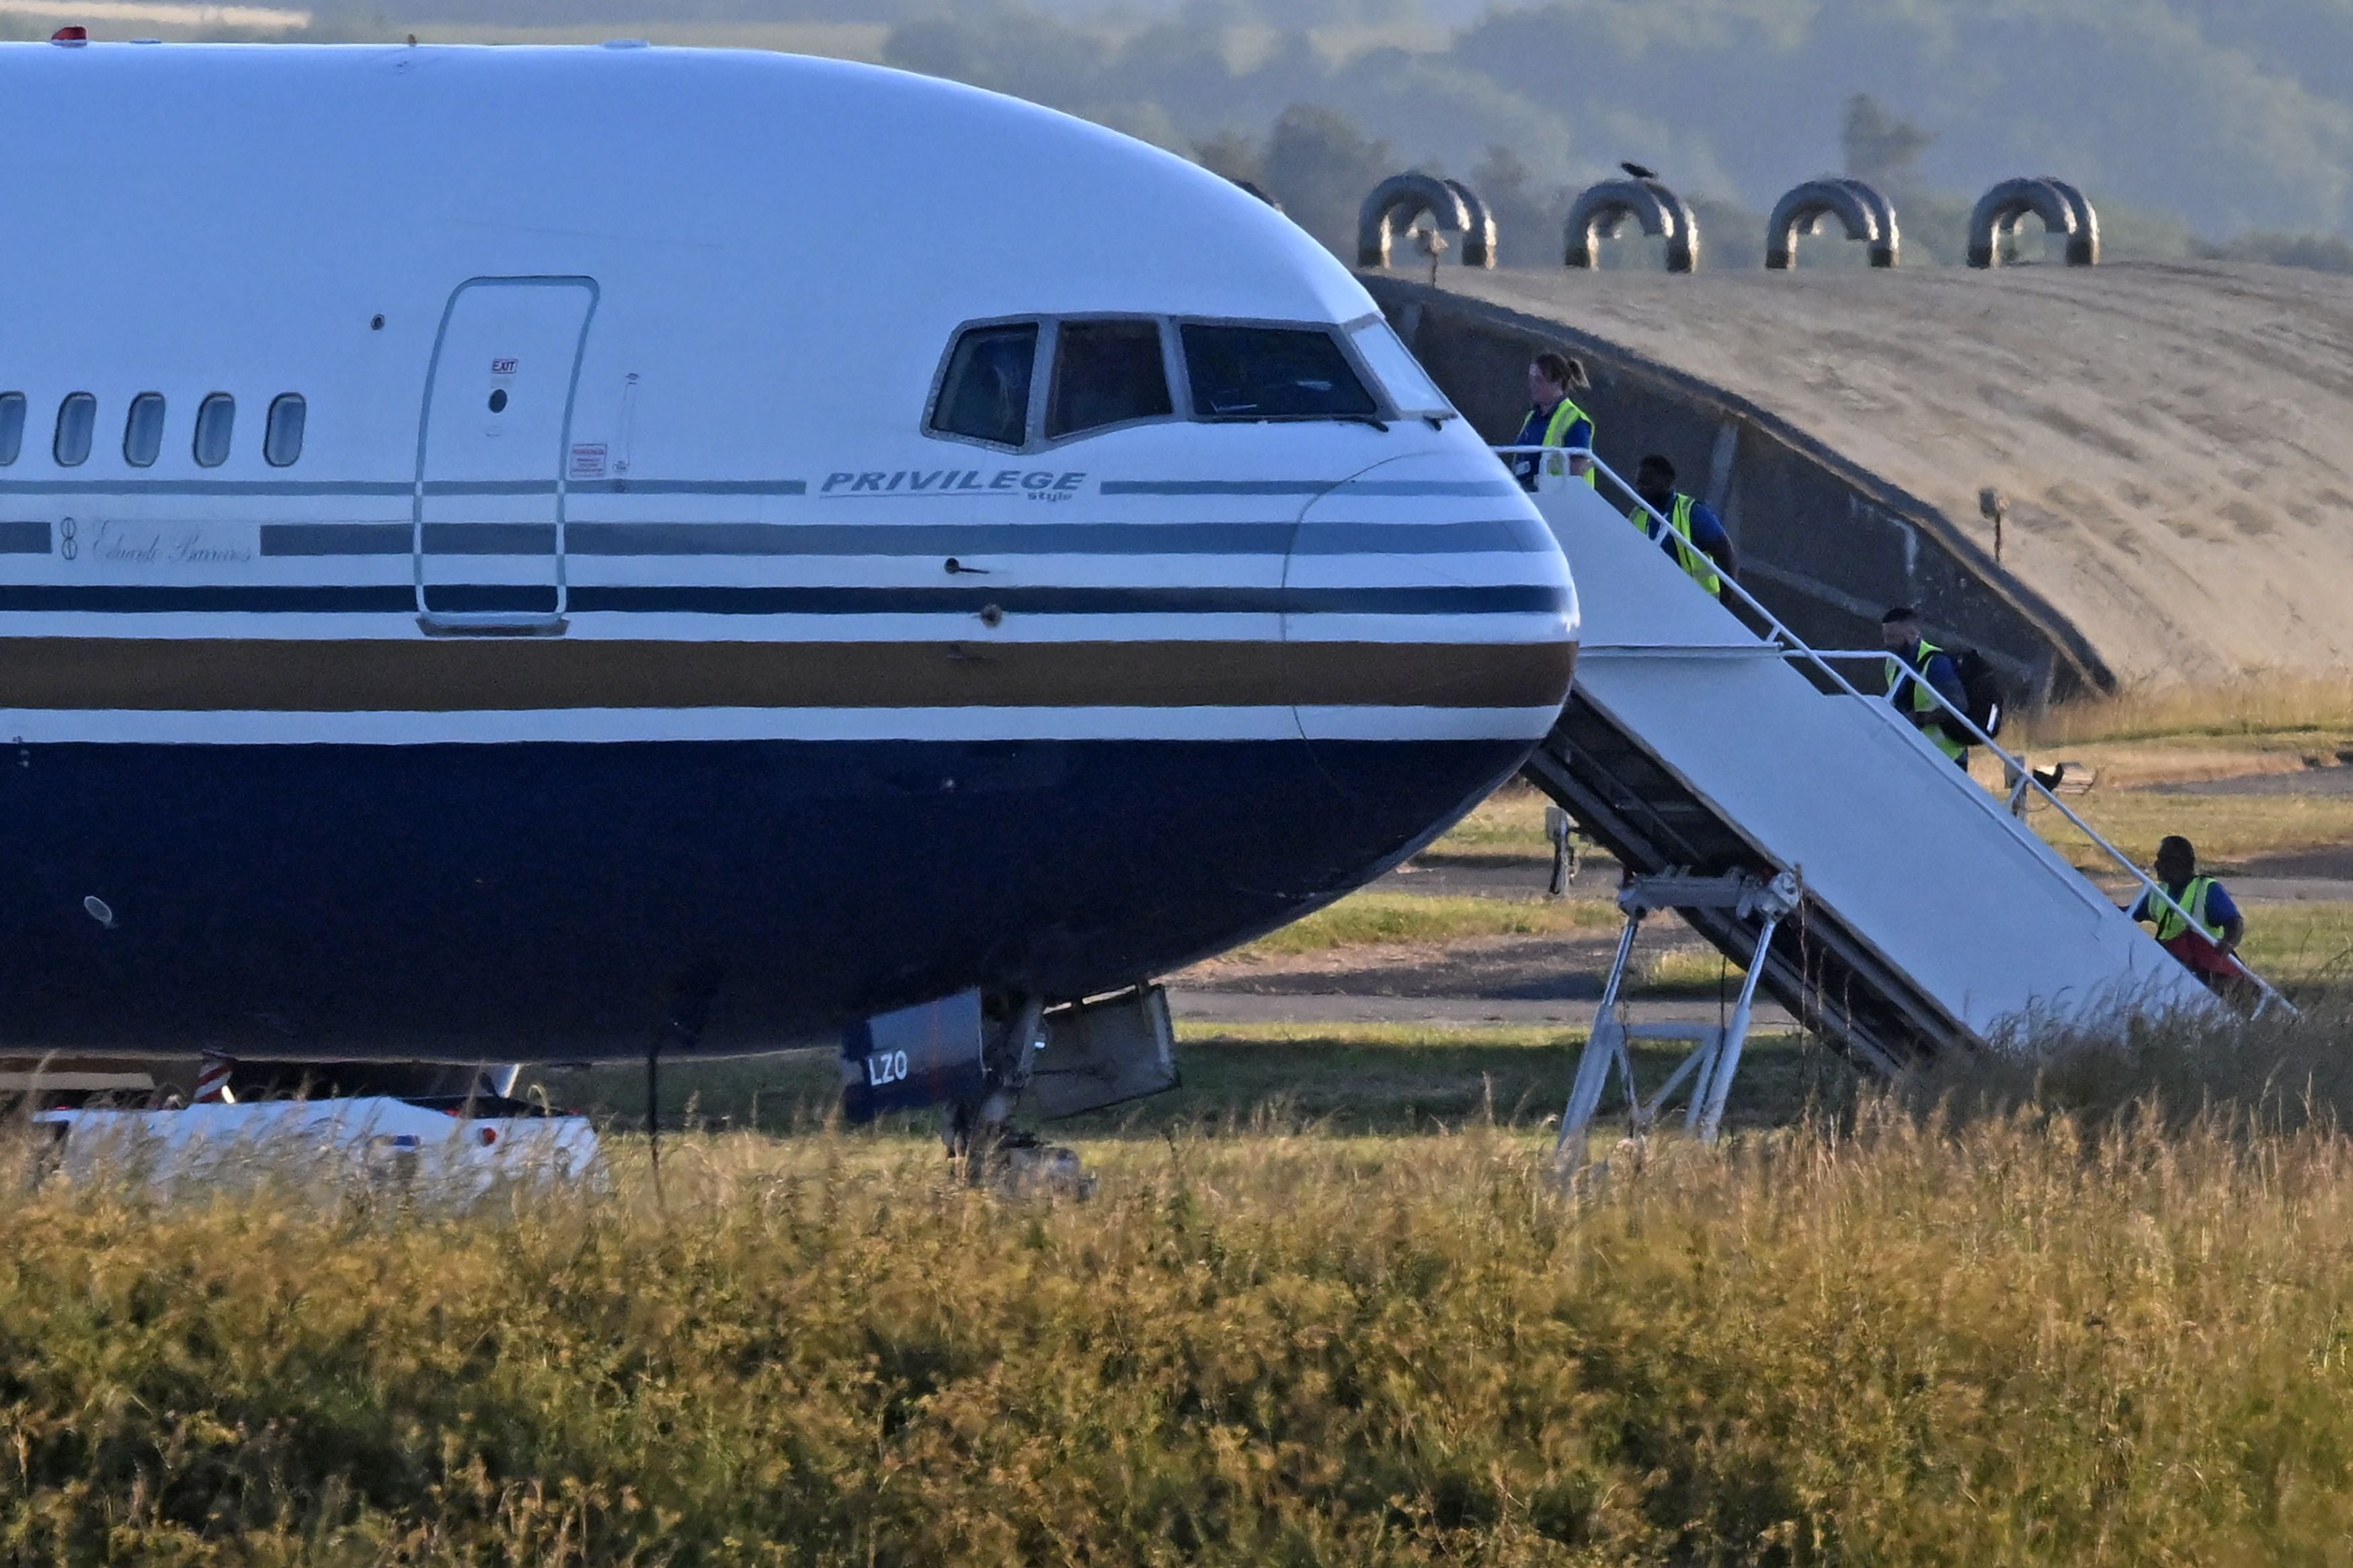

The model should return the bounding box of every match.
[2126,835,2251,999]
[1627,454,1737,596]
[1880,606,1969,766]
[1508,350,1594,491]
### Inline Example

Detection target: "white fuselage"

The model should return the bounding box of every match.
[0,42,1577,1061]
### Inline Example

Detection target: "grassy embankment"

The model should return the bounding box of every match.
[2012,673,2353,749]
[13,1005,2353,1563]
[1989,677,2353,870]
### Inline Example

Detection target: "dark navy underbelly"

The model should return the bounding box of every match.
[0,737,1527,1061]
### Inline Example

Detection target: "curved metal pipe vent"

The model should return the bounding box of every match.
[1765,177,1898,269]
[1563,178,1698,273]
[1968,177,2098,267]
[1440,177,1498,267]
[1356,173,1493,268]
[2039,178,2099,265]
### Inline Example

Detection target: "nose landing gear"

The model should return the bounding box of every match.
[945,995,1088,1193]
[840,984,1179,1194]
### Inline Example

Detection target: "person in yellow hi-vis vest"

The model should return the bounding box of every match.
[1626,454,1737,598]
[1509,350,1595,491]
[2126,835,2253,1002]
[1879,606,1969,767]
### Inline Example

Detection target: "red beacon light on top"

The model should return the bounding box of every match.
[51,26,89,43]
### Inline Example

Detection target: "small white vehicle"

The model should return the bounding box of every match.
[35,1096,602,1199]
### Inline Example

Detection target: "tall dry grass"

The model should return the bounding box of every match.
[2019,673,2353,746]
[1909,991,2353,1132]
[10,1004,2353,1562]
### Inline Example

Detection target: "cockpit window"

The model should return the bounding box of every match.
[1345,316,1453,417]
[1183,325,1378,419]
[1046,319,1172,439]
[930,323,1038,448]
[0,394,23,466]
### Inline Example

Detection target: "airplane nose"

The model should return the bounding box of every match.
[1282,451,1580,864]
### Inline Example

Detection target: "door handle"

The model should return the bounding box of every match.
[415,612,569,638]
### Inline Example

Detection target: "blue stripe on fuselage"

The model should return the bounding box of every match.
[255,518,1556,557]
[1101,479,1518,497]
[0,478,807,498]
[563,584,1570,616]
[0,582,1571,616]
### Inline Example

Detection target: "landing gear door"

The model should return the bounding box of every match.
[1026,987,1178,1120]
[414,277,598,636]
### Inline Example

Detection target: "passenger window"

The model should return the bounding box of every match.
[930,323,1037,447]
[1182,325,1378,419]
[264,393,306,466]
[1046,319,1171,439]
[53,393,95,466]
[123,393,166,467]
[192,394,235,468]
[0,393,23,466]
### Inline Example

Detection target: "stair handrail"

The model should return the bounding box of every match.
[1493,442,2292,1016]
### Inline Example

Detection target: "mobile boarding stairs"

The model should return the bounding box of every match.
[1503,448,2286,1161]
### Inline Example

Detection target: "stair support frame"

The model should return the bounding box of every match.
[1556,870,1798,1169]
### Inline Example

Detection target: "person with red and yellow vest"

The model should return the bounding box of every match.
[1880,606,1969,767]
[1627,454,1736,598]
[2127,835,2251,999]
[1509,350,1595,491]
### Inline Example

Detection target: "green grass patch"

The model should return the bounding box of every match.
[530,1050,842,1132]
[2239,901,2353,982]
[1232,890,1618,957]
[1422,781,1556,862]
[1079,1023,1839,1137]
[2032,788,2353,878]
[1632,943,1745,998]
[1171,1020,1571,1047]
[531,1021,1846,1140]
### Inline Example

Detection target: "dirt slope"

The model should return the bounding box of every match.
[1445,261,2353,686]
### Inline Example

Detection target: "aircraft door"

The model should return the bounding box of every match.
[415,277,598,634]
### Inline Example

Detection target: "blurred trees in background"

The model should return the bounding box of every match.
[288,0,2353,268]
